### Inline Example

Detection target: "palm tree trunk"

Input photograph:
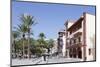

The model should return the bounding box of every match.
[23,39,24,58]
[14,40,17,58]
[28,32,30,59]
[13,40,16,58]
[23,34,25,59]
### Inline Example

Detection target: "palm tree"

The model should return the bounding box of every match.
[39,33,46,39]
[38,33,47,54]
[20,14,37,58]
[12,31,19,58]
[15,24,28,58]
[38,33,46,45]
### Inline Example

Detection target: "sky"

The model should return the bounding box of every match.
[12,1,95,40]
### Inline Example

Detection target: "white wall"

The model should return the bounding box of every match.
[68,21,74,29]
[62,34,66,57]
[85,13,95,61]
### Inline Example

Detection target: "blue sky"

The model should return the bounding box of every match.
[12,1,95,39]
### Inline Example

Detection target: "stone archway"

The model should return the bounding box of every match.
[78,47,82,58]
[69,48,72,58]
[73,48,77,58]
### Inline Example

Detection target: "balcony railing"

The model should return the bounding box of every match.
[68,28,82,38]
[66,41,82,48]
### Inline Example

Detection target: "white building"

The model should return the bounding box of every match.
[58,30,66,57]
[64,12,95,61]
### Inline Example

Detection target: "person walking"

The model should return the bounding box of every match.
[43,55,46,61]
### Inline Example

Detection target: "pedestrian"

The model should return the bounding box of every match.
[43,55,46,61]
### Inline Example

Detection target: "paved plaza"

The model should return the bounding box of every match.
[12,56,82,66]
[37,57,82,64]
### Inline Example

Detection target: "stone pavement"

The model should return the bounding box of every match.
[12,57,43,66]
[37,56,82,64]
[12,56,82,66]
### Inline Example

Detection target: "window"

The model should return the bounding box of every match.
[74,39,76,43]
[78,37,81,42]
[89,48,91,55]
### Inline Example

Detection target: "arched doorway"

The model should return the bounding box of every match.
[78,47,82,58]
[73,48,77,58]
[69,49,72,58]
